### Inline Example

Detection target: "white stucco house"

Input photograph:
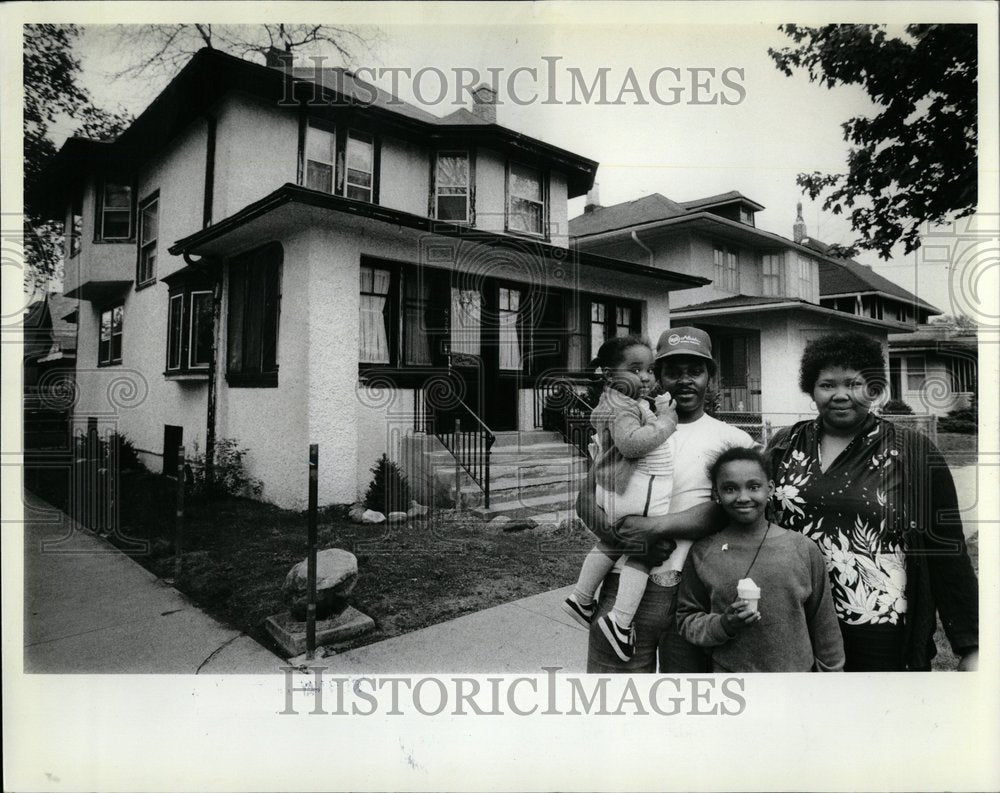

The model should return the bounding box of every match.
[569,195,937,429]
[887,323,977,416]
[35,48,709,511]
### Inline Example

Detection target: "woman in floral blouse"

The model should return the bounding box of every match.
[765,332,978,671]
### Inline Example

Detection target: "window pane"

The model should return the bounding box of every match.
[499,288,522,371]
[100,310,111,343]
[306,126,335,164]
[190,292,214,367]
[347,183,371,201]
[510,197,542,234]
[437,194,467,221]
[168,295,183,369]
[360,267,391,364]
[404,276,431,366]
[347,135,372,173]
[437,154,469,187]
[262,260,280,372]
[347,168,372,188]
[141,201,158,245]
[244,261,265,372]
[227,263,246,371]
[105,183,131,208]
[450,288,481,356]
[112,305,123,333]
[306,162,333,193]
[510,164,541,201]
[103,210,131,239]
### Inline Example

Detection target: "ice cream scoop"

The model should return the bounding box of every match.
[737,577,761,613]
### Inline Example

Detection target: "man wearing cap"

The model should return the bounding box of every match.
[577,326,756,673]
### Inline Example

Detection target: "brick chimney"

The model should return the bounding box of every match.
[471,84,497,124]
[793,201,807,244]
[584,183,601,213]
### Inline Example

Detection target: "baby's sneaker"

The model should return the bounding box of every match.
[562,596,596,628]
[597,613,636,662]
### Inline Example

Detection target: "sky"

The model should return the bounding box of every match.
[63,8,983,316]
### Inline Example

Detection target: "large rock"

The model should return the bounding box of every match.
[282,548,359,621]
[348,503,367,523]
[407,503,429,520]
[361,509,386,524]
[387,511,409,524]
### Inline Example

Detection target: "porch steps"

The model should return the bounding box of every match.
[419,429,588,520]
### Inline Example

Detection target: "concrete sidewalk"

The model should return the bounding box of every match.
[22,492,285,674]
[322,585,588,673]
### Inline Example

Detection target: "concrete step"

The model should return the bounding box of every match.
[456,471,587,509]
[432,456,585,484]
[471,489,581,520]
[490,430,563,447]
[424,442,582,465]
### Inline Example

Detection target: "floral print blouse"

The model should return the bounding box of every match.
[768,414,908,626]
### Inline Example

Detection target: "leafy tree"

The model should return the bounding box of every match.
[769,24,977,259]
[929,313,978,331]
[23,25,133,291]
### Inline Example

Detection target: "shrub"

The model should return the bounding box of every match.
[938,418,977,434]
[113,433,144,472]
[364,454,412,514]
[881,398,914,415]
[188,438,263,499]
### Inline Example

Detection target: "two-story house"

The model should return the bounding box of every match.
[33,48,706,511]
[569,195,928,424]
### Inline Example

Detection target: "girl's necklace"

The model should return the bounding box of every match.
[743,523,771,579]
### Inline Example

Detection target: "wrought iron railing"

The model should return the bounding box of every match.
[533,374,596,460]
[414,382,495,508]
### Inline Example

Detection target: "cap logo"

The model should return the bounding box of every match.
[668,333,701,346]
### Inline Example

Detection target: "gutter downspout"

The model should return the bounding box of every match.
[204,272,222,491]
[630,229,655,268]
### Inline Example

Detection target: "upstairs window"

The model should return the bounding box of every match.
[305,121,336,194]
[137,192,159,287]
[435,152,471,222]
[797,254,818,303]
[227,243,282,386]
[739,207,754,226]
[98,304,123,366]
[346,132,374,202]
[761,253,784,296]
[68,195,83,258]
[507,162,545,236]
[167,285,214,374]
[713,246,739,292]
[98,181,133,240]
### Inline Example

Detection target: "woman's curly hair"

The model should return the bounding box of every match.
[798,332,886,394]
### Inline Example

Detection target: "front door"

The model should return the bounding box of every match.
[445,281,523,432]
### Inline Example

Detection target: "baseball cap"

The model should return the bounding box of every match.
[655,326,713,361]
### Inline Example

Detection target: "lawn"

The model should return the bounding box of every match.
[25,460,978,669]
[25,465,595,658]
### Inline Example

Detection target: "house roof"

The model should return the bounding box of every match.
[806,238,939,314]
[23,292,78,361]
[679,191,765,212]
[33,48,599,216]
[568,194,689,237]
[888,323,978,350]
[672,293,914,331]
[168,183,710,292]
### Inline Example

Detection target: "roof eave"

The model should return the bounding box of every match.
[673,300,916,331]
[170,183,708,291]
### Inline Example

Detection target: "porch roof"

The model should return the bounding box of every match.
[169,183,710,291]
[672,294,915,332]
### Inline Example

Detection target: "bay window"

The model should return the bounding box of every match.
[167,285,214,374]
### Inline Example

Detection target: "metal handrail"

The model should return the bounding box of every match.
[414,385,495,509]
[534,375,595,460]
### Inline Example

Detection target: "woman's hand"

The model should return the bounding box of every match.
[721,599,761,635]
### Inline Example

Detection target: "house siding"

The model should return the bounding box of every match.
[380,135,431,216]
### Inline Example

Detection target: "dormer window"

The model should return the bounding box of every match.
[739,207,754,226]
[435,151,471,222]
[507,162,545,236]
[98,181,133,240]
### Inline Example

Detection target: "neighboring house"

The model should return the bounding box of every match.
[569,196,933,425]
[32,47,706,510]
[23,292,78,447]
[887,323,977,416]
